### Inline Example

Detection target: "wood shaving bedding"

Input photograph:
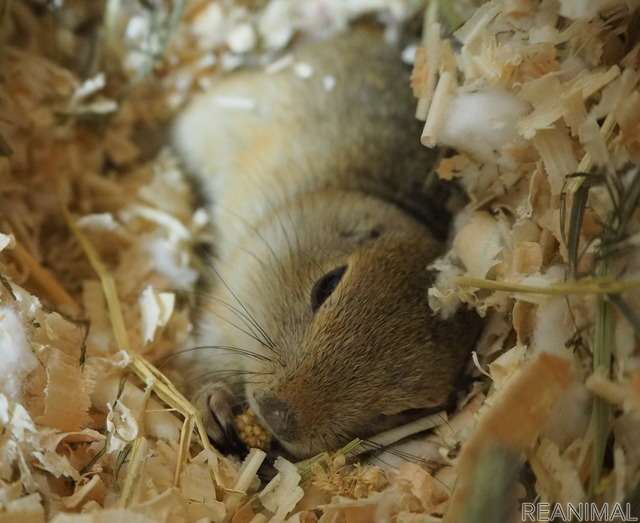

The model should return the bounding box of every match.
[2,0,640,521]
[414,0,640,519]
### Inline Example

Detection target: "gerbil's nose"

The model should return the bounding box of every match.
[256,396,298,442]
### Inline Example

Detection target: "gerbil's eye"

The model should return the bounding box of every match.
[311,266,347,312]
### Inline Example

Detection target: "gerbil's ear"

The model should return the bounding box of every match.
[338,225,383,246]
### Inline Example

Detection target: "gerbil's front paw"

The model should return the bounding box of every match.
[192,383,247,456]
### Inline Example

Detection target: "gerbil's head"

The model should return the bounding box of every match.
[208,191,480,458]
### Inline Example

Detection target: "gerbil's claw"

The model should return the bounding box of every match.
[192,383,248,456]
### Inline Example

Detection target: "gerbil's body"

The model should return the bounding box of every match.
[174,31,480,459]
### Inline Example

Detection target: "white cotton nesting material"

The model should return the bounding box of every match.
[559,0,618,20]
[0,306,38,400]
[438,88,529,165]
[145,236,199,288]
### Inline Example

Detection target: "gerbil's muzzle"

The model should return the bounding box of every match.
[254,394,300,444]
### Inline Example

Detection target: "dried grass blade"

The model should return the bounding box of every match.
[80,437,109,475]
[60,204,128,347]
[113,443,133,493]
[565,174,598,277]
[118,437,148,507]
[352,412,446,456]
[11,240,81,315]
[297,439,363,484]
[454,276,640,295]
[60,202,215,470]
[587,165,640,497]
[0,272,16,299]
[175,410,195,486]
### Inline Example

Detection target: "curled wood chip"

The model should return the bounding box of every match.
[37,348,94,432]
[62,474,108,509]
[488,344,527,389]
[511,241,543,275]
[453,212,504,279]
[259,457,304,521]
[585,367,626,404]
[105,400,139,450]
[0,493,45,523]
[224,448,266,516]
[139,287,175,344]
[179,461,217,502]
[531,438,585,504]
[512,300,536,344]
[52,509,157,523]
[397,462,449,513]
[532,126,579,196]
[413,19,442,121]
[444,352,574,523]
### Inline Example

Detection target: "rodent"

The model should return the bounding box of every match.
[173,30,481,459]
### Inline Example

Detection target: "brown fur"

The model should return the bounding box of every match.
[174,31,481,458]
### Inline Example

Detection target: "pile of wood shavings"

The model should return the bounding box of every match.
[410,0,640,520]
[0,1,446,522]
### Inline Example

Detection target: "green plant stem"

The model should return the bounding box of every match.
[461,445,520,523]
[437,0,463,31]
[589,256,613,499]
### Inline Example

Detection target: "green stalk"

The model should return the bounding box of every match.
[589,256,613,499]
[437,0,464,32]
[297,438,363,484]
[461,445,520,523]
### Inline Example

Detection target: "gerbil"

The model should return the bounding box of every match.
[174,31,481,459]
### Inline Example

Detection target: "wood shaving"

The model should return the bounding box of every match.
[416,0,640,519]
[311,454,387,499]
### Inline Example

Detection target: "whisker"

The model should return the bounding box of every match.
[217,180,300,301]
[204,306,278,354]
[189,369,272,384]
[202,256,282,358]
[363,452,396,471]
[195,282,279,354]
[115,282,280,356]
[155,344,272,369]
[199,293,278,350]
[356,438,445,467]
